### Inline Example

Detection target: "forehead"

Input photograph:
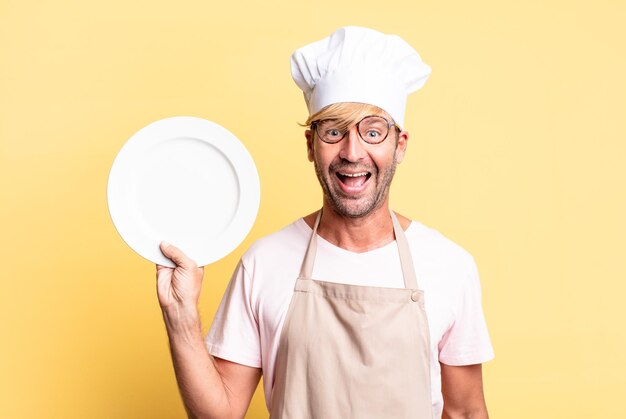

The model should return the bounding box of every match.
[312,102,393,124]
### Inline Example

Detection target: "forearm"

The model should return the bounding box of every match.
[162,305,231,419]
[440,363,489,419]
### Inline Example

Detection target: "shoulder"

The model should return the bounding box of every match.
[404,219,477,275]
[240,218,311,273]
[405,220,474,260]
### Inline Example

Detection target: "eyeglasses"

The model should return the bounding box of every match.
[311,115,398,145]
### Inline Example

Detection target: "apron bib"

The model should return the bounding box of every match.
[269,210,434,418]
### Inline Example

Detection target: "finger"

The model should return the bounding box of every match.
[159,241,195,269]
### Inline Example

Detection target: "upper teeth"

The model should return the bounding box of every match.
[340,172,368,177]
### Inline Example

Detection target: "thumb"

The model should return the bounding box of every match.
[160,241,194,268]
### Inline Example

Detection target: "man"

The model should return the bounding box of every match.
[157,27,494,418]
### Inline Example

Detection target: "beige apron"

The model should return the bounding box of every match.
[269,210,433,419]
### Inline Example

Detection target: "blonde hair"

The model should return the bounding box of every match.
[303,102,397,129]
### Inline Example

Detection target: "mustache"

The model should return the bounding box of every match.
[329,163,376,173]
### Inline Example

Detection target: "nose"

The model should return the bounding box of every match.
[338,127,366,162]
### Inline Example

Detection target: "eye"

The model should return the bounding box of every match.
[325,129,343,138]
[359,116,389,143]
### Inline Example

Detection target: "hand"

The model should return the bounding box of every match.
[156,241,204,310]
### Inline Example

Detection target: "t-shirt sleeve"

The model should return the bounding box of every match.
[438,257,495,366]
[205,260,262,368]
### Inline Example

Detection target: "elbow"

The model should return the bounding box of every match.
[184,405,234,419]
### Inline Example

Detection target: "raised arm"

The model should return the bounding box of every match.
[157,242,261,419]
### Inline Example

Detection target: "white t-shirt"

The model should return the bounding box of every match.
[206,218,494,418]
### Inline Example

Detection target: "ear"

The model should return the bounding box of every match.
[395,130,409,164]
[305,129,314,162]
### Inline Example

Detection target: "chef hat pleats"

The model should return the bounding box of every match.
[291,26,431,128]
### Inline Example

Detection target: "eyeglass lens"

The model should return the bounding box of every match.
[316,116,391,144]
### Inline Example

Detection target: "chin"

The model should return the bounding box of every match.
[329,196,382,218]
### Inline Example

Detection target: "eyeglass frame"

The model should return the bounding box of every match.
[310,115,400,145]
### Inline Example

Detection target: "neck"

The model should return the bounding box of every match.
[314,199,395,253]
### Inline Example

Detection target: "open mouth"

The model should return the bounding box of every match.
[336,171,372,190]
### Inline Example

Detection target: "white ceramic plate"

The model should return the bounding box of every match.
[107,116,260,267]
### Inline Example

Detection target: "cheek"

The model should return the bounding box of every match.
[314,147,337,167]
[371,149,396,169]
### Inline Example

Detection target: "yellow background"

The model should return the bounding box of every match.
[1,0,625,417]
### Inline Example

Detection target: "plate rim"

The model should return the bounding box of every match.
[107,115,260,267]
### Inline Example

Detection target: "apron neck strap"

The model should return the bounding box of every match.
[298,210,322,281]
[298,209,420,290]
[389,210,419,289]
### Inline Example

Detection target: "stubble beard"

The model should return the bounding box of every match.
[313,154,398,219]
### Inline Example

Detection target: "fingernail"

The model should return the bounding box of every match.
[162,241,170,248]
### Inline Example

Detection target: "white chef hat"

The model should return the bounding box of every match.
[291,26,431,128]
